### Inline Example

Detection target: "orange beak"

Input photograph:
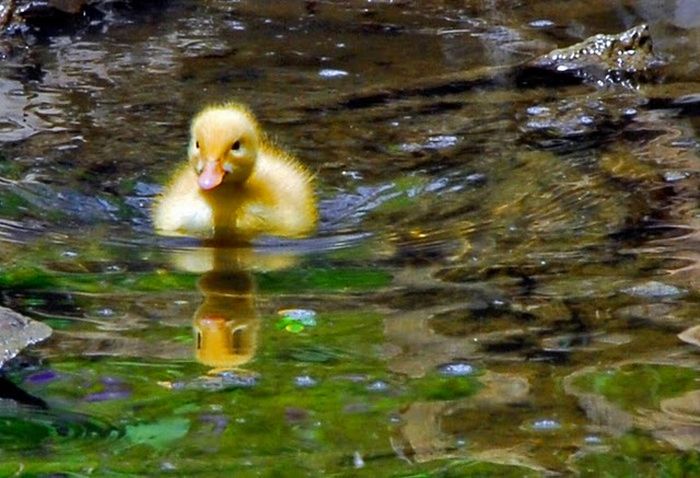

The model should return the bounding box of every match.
[198,161,225,190]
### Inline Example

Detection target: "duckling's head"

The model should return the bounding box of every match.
[189,104,261,190]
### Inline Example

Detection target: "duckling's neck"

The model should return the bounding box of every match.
[200,178,255,243]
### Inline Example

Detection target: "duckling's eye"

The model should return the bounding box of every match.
[232,140,241,152]
[195,141,200,149]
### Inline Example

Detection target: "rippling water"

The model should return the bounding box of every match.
[0,1,699,475]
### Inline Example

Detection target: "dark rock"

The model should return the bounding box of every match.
[17,0,102,32]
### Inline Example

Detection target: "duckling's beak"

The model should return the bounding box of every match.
[198,161,226,190]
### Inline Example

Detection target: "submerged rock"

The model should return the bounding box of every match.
[0,306,51,369]
[518,93,641,150]
[517,24,662,150]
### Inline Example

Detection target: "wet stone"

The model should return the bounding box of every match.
[528,24,661,85]
[0,306,52,369]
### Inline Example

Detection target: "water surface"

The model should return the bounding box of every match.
[0,1,699,476]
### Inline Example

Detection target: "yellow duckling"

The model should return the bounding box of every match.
[153,103,317,240]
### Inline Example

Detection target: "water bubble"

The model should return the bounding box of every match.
[663,170,689,182]
[425,135,458,149]
[319,69,349,78]
[367,380,390,392]
[353,451,365,469]
[529,19,555,28]
[531,419,561,431]
[226,21,246,31]
[466,173,487,184]
[526,105,551,116]
[621,281,686,298]
[585,435,603,444]
[294,375,317,388]
[342,170,363,180]
[437,362,474,376]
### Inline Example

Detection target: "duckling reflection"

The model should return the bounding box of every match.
[194,268,258,370]
[171,246,298,371]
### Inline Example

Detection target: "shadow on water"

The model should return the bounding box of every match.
[0,0,699,475]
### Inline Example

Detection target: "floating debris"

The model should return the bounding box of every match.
[277,309,317,333]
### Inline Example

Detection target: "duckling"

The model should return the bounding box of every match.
[153,103,317,241]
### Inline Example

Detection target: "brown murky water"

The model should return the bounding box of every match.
[0,1,699,475]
